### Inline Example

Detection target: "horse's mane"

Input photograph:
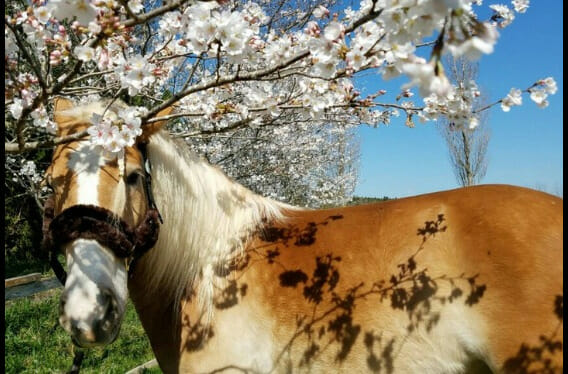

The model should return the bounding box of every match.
[142,130,291,322]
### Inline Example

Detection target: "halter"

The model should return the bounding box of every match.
[41,142,162,373]
[41,142,162,284]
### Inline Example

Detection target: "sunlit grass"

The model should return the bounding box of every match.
[5,289,161,373]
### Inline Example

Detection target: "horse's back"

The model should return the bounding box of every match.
[179,185,562,373]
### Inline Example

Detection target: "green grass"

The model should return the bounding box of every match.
[5,289,162,373]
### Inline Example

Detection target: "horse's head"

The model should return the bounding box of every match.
[44,98,171,348]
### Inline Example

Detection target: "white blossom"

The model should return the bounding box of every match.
[88,114,113,146]
[21,160,42,184]
[402,60,452,98]
[88,21,102,35]
[118,56,156,96]
[512,0,529,13]
[9,98,24,120]
[540,77,557,95]
[313,6,329,19]
[323,22,343,42]
[75,45,96,62]
[468,116,480,129]
[31,106,56,133]
[47,0,98,25]
[529,88,549,108]
[501,88,522,112]
[346,47,367,70]
[128,0,144,13]
[447,23,499,60]
[33,6,52,24]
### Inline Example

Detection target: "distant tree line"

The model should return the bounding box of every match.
[349,196,393,205]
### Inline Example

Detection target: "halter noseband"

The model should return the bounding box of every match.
[41,142,161,284]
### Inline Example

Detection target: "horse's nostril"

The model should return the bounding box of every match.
[100,287,111,303]
[98,287,118,322]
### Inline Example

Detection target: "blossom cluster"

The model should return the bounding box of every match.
[180,116,360,207]
[87,106,147,155]
[5,0,547,133]
[6,157,43,185]
[501,77,557,112]
[5,156,51,199]
[3,0,558,206]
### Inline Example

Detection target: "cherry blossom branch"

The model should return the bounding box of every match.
[5,99,421,155]
[68,70,114,85]
[122,0,193,28]
[7,0,387,154]
[6,23,48,91]
[472,85,538,114]
[5,130,89,153]
[140,4,385,120]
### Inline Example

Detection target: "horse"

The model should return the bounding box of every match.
[43,98,563,373]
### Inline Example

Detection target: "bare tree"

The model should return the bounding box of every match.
[438,57,491,187]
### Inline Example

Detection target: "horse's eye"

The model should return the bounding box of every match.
[126,170,144,185]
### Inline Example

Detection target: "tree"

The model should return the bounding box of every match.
[4,0,559,210]
[437,57,490,187]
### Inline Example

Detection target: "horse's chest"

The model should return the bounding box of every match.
[179,299,277,373]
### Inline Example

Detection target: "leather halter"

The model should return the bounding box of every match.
[41,142,162,284]
[40,138,162,374]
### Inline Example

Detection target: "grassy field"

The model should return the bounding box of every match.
[5,288,162,374]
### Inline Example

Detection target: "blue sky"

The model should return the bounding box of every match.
[353,1,563,198]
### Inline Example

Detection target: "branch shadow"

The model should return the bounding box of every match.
[248,213,490,372]
[502,295,563,374]
[185,213,560,374]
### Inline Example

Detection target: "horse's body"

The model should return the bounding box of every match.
[131,184,562,373]
[46,100,562,373]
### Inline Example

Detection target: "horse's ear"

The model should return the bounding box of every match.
[53,97,75,124]
[54,97,74,112]
[139,106,174,142]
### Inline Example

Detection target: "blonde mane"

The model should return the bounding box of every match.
[142,131,290,321]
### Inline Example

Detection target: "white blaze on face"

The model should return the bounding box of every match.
[67,144,106,205]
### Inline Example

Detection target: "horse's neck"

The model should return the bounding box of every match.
[128,131,286,357]
[128,270,184,373]
[128,231,266,373]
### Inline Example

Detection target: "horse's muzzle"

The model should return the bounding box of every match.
[59,286,122,348]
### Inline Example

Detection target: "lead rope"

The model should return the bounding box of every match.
[42,194,85,374]
[48,245,86,373]
[49,255,86,373]
[68,349,85,374]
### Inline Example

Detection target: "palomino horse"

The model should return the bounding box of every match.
[43,98,563,373]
